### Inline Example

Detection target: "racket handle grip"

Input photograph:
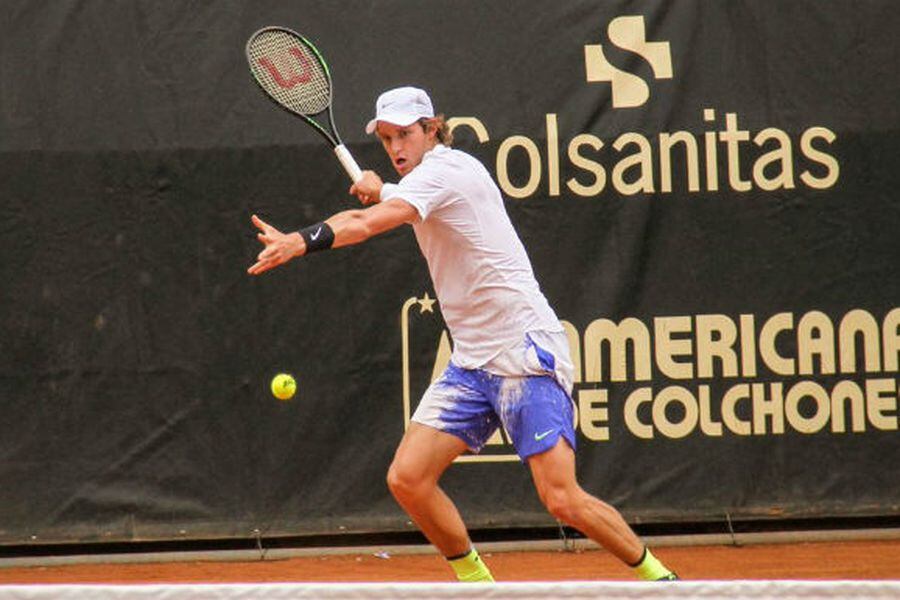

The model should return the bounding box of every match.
[334,144,363,183]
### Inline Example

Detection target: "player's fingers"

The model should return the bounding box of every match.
[251,214,271,232]
[250,253,277,273]
[250,262,272,276]
[257,232,273,244]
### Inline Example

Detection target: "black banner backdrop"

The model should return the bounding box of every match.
[1,1,898,545]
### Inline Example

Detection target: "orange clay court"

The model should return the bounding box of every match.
[0,540,897,584]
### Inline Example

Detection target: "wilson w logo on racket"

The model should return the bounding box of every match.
[256,49,315,89]
[246,26,362,182]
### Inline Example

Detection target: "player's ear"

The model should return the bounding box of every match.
[420,118,437,140]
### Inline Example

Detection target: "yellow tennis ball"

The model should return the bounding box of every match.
[271,373,296,401]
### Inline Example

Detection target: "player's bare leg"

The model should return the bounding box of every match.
[387,423,470,554]
[528,438,677,580]
[387,423,494,582]
[528,439,643,561]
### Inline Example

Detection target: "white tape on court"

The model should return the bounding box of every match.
[1,581,899,600]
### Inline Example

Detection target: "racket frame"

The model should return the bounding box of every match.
[246,26,362,182]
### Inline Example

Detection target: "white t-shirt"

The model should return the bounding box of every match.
[381,144,563,369]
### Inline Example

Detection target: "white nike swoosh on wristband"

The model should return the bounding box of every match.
[310,227,322,240]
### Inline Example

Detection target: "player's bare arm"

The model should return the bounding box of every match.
[247,198,418,276]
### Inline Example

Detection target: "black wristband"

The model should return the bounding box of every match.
[298,222,335,254]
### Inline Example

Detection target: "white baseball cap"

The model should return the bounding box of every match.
[365,86,435,134]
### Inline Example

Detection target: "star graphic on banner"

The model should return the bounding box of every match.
[417,292,436,313]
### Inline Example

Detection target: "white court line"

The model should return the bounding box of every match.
[1,581,900,600]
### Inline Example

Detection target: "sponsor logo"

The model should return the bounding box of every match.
[257,48,313,89]
[534,429,555,442]
[402,303,899,448]
[445,15,839,200]
[584,16,673,108]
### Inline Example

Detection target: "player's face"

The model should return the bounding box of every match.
[376,121,437,177]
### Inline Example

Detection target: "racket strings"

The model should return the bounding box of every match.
[247,30,331,115]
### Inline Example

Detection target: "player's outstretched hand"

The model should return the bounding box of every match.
[350,170,384,205]
[247,214,305,275]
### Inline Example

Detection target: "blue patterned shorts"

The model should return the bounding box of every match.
[411,333,576,460]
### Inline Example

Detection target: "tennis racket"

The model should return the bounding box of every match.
[245,26,362,183]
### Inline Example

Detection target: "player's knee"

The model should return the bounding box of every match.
[386,460,425,501]
[539,486,580,525]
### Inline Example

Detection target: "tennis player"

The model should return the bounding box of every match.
[248,86,677,583]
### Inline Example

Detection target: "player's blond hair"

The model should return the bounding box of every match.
[419,114,453,146]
